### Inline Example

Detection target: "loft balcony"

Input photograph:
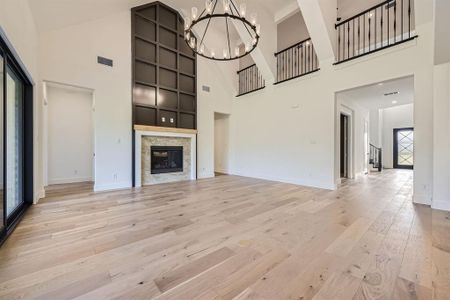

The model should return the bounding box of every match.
[274,38,319,85]
[236,64,266,97]
[335,0,417,64]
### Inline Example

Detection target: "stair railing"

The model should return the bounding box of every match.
[369,144,383,172]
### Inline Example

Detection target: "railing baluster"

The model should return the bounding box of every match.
[408,0,411,38]
[337,25,341,61]
[375,7,377,49]
[353,19,355,57]
[358,17,361,55]
[394,1,397,43]
[401,0,404,40]
[363,14,366,54]
[368,13,371,52]
[381,6,383,47]
[388,1,390,45]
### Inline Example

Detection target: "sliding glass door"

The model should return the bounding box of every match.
[6,66,24,216]
[0,33,33,245]
[0,52,4,233]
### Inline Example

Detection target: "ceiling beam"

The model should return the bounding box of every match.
[296,0,336,62]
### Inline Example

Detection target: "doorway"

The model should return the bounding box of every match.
[45,83,94,186]
[340,114,350,178]
[214,113,230,176]
[393,127,414,169]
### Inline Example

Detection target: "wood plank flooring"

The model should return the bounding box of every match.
[0,170,449,299]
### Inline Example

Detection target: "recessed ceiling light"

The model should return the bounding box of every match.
[378,83,384,86]
[392,100,398,104]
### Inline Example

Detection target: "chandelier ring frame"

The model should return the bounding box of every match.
[185,13,260,62]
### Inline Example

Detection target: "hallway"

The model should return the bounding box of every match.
[0,170,448,299]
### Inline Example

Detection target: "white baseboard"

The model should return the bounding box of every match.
[198,173,215,179]
[413,193,432,206]
[48,177,93,185]
[432,199,450,212]
[33,188,46,205]
[94,181,131,192]
[229,170,335,191]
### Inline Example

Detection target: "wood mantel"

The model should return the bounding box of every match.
[134,125,198,135]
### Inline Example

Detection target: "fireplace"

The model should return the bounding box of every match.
[151,146,183,174]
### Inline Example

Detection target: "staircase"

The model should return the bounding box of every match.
[369,144,382,172]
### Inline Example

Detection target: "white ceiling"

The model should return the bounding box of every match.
[28,0,296,33]
[339,76,414,110]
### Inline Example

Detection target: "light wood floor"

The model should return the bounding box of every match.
[0,170,449,299]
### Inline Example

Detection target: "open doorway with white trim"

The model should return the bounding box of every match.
[43,82,95,196]
[214,112,230,176]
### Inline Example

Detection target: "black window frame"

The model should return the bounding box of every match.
[0,29,34,246]
[393,127,414,170]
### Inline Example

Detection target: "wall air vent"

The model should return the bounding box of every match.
[202,85,211,92]
[384,91,400,96]
[97,56,113,67]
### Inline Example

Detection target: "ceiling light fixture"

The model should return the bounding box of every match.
[184,0,261,61]
[392,100,398,104]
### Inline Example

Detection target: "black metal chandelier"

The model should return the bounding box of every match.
[184,0,261,61]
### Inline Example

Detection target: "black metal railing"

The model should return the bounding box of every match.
[274,38,319,84]
[335,0,417,64]
[236,64,265,97]
[369,144,382,172]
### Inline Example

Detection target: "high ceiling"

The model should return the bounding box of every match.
[339,76,414,110]
[28,0,297,33]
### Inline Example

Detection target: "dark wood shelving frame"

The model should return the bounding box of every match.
[131,1,197,130]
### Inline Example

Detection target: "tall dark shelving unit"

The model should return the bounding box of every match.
[131,2,197,130]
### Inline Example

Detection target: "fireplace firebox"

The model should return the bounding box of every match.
[151,146,183,174]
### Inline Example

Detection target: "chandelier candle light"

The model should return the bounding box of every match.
[184,0,261,61]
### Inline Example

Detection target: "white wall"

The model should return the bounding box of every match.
[39,12,132,192]
[47,85,93,185]
[381,104,414,168]
[0,0,42,203]
[214,113,230,174]
[369,109,383,148]
[197,57,235,178]
[232,18,434,205]
[277,11,310,51]
[433,62,450,211]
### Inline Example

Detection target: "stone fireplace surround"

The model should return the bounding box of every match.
[134,125,197,187]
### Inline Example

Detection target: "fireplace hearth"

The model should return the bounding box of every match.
[151,146,183,174]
